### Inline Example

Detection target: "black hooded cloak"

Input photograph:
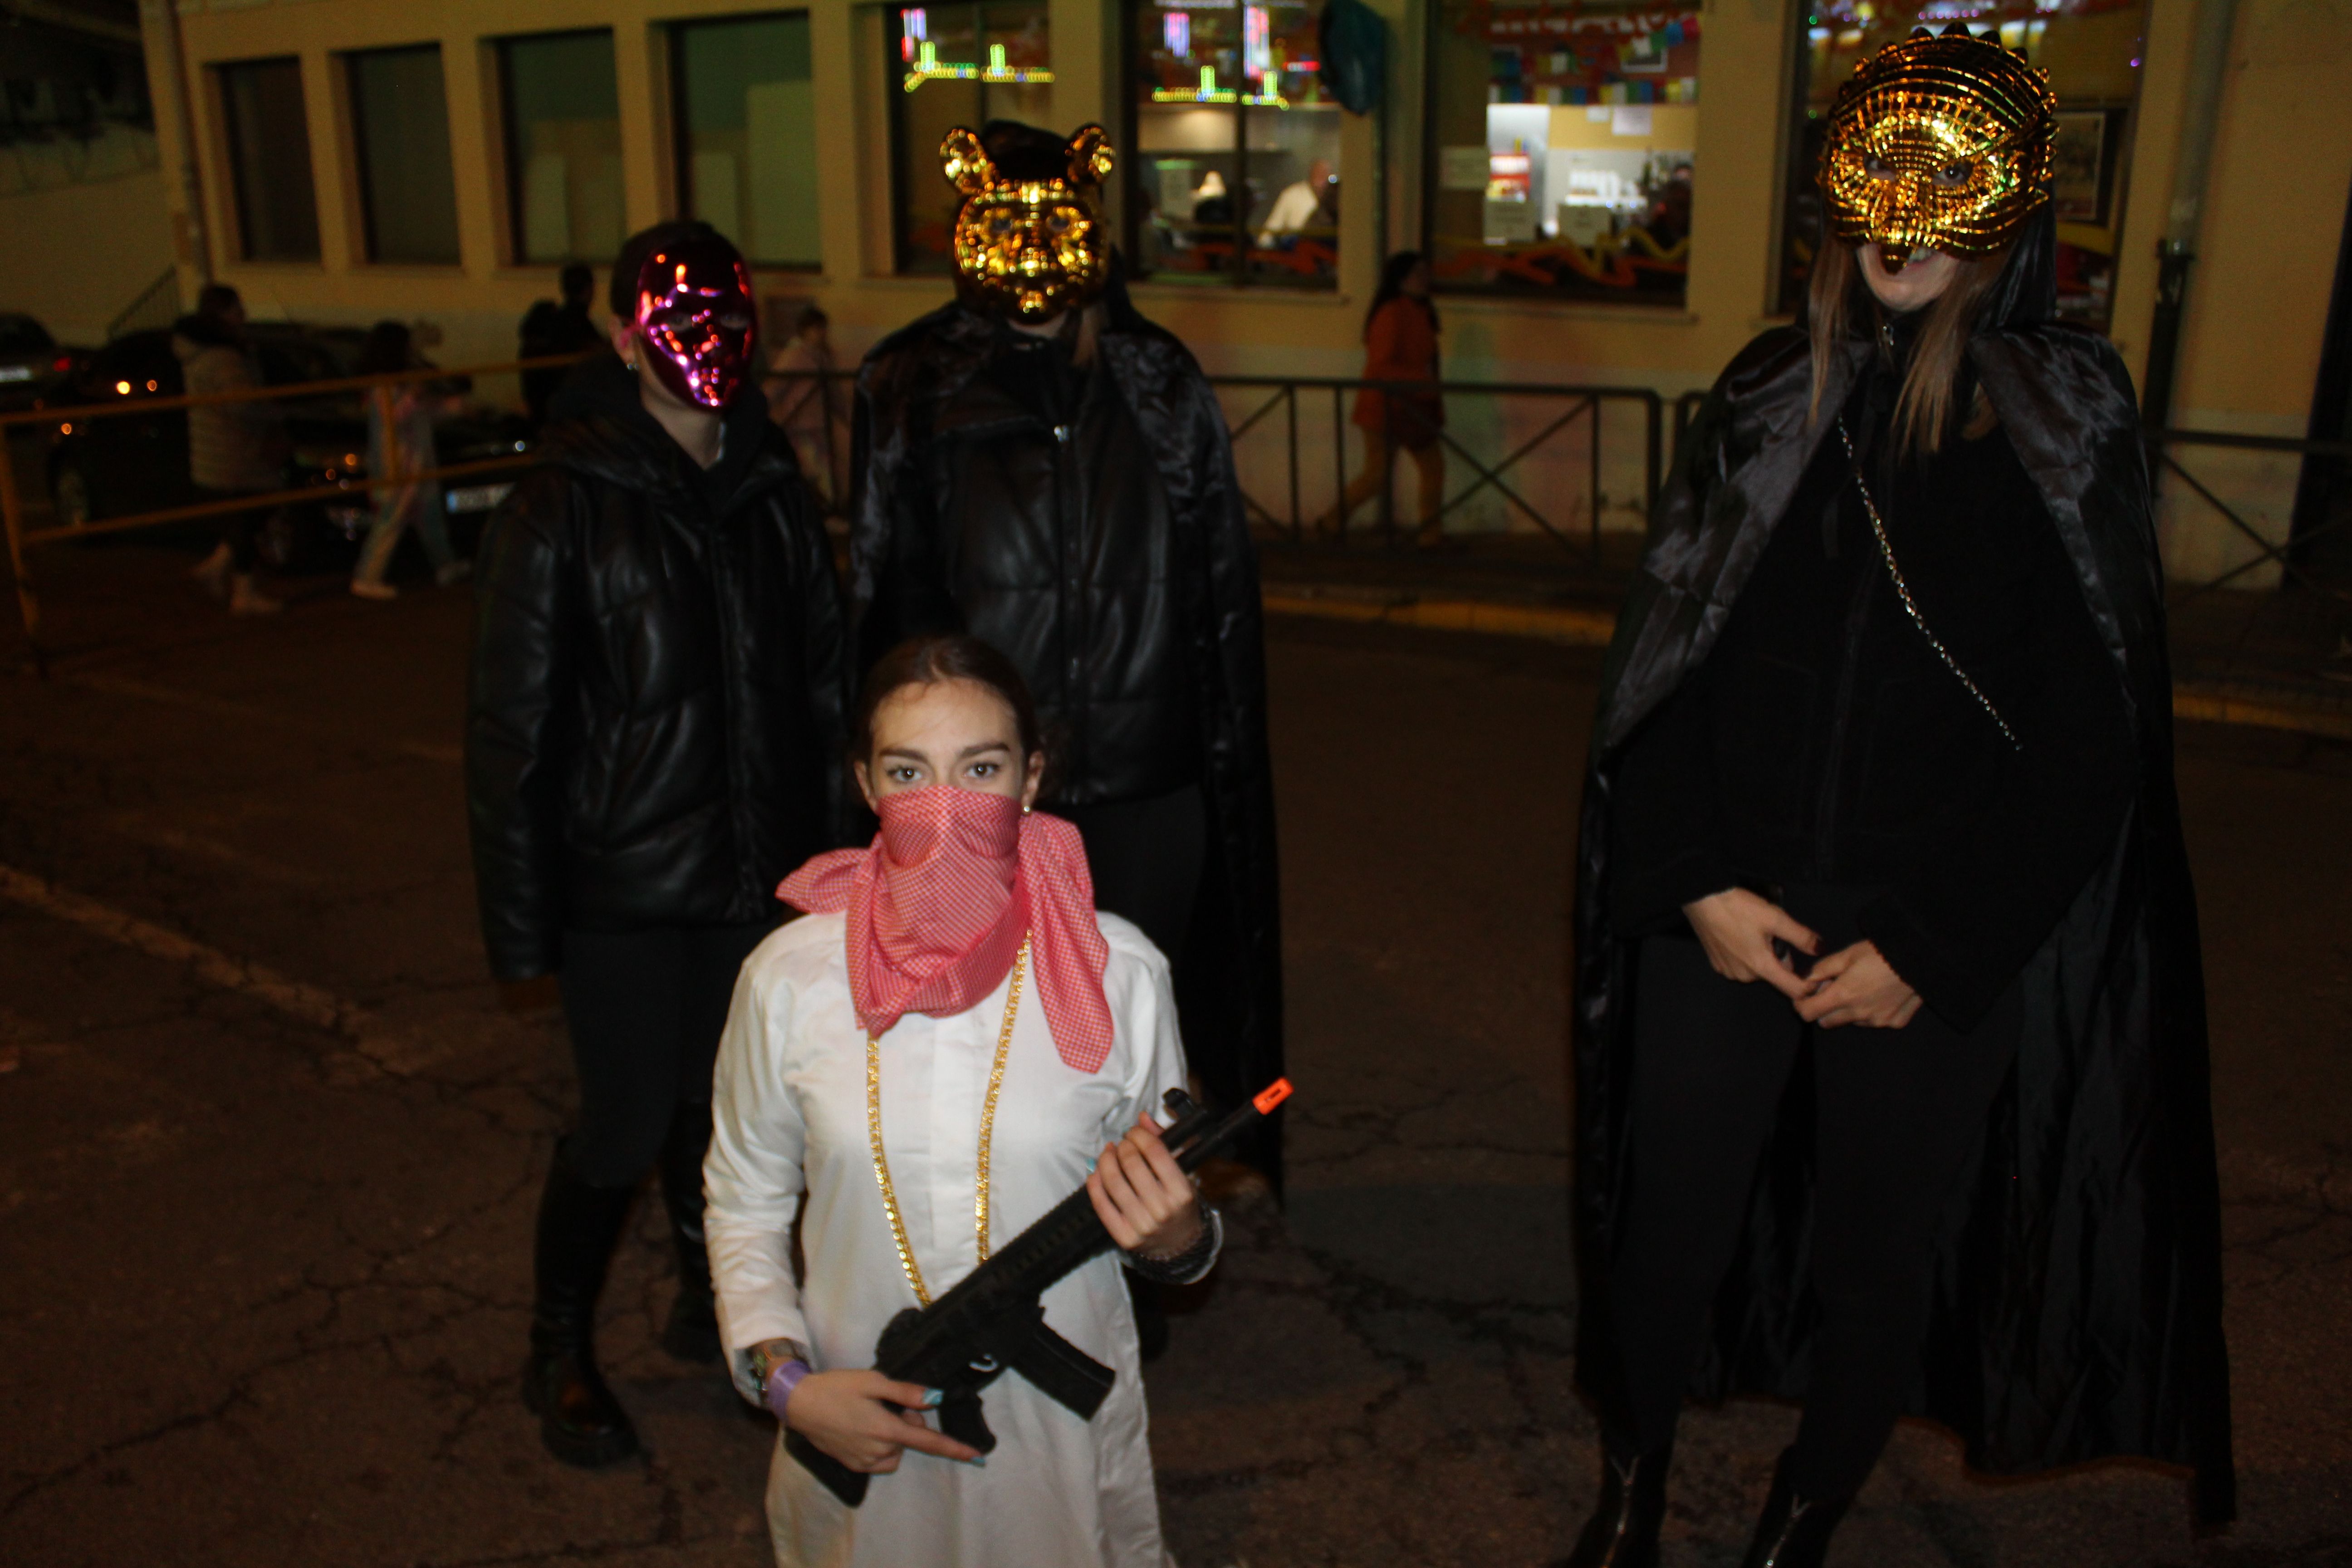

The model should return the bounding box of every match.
[1572,216,2234,1524]
[850,275,1285,1183]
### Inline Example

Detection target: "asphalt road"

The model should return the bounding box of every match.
[1,552,2347,1567]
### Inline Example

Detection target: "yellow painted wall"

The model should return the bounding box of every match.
[2117,0,2352,585]
[0,168,175,345]
[75,0,2352,572]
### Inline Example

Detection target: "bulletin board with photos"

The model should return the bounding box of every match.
[1424,0,1701,305]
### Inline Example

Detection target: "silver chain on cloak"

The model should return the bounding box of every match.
[1835,418,2022,752]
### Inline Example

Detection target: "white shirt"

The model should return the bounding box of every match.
[1255,178,1325,245]
[705,909,1196,1568]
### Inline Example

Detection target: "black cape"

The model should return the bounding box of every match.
[1572,216,2234,1524]
[850,280,1286,1183]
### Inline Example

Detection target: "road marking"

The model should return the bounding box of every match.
[64,671,461,764]
[1263,590,1618,646]
[0,862,357,1032]
[103,814,324,887]
[0,862,454,1079]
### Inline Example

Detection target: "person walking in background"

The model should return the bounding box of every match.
[765,303,851,516]
[350,321,470,601]
[468,221,847,1469]
[518,264,602,430]
[177,283,285,615]
[1321,252,1445,547]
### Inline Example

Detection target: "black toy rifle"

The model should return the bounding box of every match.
[786,1078,1293,1506]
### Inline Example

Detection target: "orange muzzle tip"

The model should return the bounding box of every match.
[1251,1079,1294,1115]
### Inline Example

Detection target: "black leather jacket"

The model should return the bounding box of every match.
[466,361,846,981]
[857,315,1197,804]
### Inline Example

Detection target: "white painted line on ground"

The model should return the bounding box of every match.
[0,863,451,1079]
[64,671,461,765]
[102,815,325,887]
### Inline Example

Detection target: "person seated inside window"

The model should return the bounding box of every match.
[1254,158,1334,248]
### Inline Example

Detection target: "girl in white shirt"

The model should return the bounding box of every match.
[705,634,1218,1568]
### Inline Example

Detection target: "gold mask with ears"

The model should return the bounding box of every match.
[1820,29,2056,262]
[941,123,1116,323]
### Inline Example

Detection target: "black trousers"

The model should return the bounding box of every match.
[1056,784,1208,968]
[1609,887,2019,1497]
[194,486,268,572]
[555,921,773,1190]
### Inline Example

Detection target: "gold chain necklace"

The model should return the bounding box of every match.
[865,935,1029,1308]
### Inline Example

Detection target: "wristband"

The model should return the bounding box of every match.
[764,1357,812,1419]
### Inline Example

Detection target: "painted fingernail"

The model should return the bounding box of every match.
[964,1455,987,1468]
[922,1388,945,1408]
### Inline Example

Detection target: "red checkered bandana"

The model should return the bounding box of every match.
[779,786,1115,1073]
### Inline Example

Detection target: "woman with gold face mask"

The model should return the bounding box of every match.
[1563,29,2233,1568]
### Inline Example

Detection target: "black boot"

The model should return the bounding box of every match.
[1560,1438,1671,1568]
[1738,1452,1853,1568]
[656,1101,723,1365]
[522,1152,641,1468]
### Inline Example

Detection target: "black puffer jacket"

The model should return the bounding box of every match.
[466,359,846,981]
[856,311,1197,805]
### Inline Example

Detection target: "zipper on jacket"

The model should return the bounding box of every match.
[702,492,760,916]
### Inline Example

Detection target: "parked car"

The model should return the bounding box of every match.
[0,313,81,413]
[42,323,530,569]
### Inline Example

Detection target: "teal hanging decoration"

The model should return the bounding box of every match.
[1318,0,1387,115]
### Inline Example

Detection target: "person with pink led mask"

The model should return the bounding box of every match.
[466,221,850,1470]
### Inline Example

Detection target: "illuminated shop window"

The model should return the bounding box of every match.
[499,30,625,267]
[216,57,321,263]
[1424,1,1698,307]
[1776,2,2146,328]
[673,14,821,267]
[346,45,461,266]
[887,3,1054,274]
[1129,0,1341,290]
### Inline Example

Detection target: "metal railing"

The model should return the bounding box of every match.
[0,351,592,669]
[1209,374,1663,563]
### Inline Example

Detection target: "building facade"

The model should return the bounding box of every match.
[14,0,2342,575]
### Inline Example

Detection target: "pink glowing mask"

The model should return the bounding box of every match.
[632,237,756,409]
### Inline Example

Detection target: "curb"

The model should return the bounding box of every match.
[1265,587,2352,742]
[1261,590,1617,646]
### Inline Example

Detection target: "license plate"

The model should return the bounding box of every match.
[0,366,32,382]
[444,482,515,513]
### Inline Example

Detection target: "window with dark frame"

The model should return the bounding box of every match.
[1128,0,1340,290]
[1774,5,2144,329]
[497,30,625,267]
[217,57,321,263]
[885,2,1054,275]
[671,13,821,268]
[1424,0,1697,307]
[346,44,461,266]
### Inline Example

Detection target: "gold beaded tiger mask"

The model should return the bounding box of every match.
[1821,29,2056,262]
[942,122,1116,323]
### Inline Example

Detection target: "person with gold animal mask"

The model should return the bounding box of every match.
[852,122,1284,1219]
[1563,29,2230,1568]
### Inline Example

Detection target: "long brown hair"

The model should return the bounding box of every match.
[1807,240,2009,460]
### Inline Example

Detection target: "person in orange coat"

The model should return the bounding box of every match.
[1321,251,1445,546]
